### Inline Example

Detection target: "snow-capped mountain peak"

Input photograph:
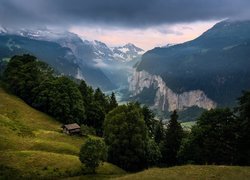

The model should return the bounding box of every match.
[1,26,144,64]
[111,43,144,62]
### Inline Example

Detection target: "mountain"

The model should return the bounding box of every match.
[112,43,144,62]
[0,27,144,90]
[129,20,250,118]
[0,28,116,90]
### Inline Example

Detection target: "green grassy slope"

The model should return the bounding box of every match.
[115,165,250,180]
[0,87,125,179]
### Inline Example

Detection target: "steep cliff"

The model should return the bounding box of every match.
[129,70,216,112]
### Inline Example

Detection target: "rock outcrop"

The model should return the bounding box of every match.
[129,70,216,111]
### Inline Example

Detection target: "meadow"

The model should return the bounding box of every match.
[0,87,125,179]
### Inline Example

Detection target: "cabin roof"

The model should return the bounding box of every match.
[62,123,80,130]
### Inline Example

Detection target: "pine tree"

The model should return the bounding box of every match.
[154,120,165,144]
[235,91,250,165]
[109,92,118,112]
[161,110,183,166]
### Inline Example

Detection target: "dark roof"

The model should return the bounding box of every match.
[62,123,80,130]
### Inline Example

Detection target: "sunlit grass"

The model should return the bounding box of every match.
[0,87,125,178]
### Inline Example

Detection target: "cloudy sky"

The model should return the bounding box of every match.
[1,0,250,50]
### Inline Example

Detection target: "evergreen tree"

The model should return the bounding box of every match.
[84,101,105,136]
[161,110,183,166]
[154,120,165,144]
[94,88,109,113]
[179,108,238,165]
[141,105,155,137]
[109,92,118,112]
[235,91,250,165]
[78,80,94,105]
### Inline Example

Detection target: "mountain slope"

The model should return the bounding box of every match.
[130,20,250,114]
[0,87,125,178]
[0,33,115,90]
[0,28,145,90]
[0,34,80,77]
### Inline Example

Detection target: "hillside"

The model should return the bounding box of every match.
[129,20,250,117]
[115,165,250,180]
[0,86,125,179]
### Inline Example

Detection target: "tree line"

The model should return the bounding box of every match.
[102,91,250,172]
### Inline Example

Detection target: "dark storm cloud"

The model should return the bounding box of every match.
[1,0,250,28]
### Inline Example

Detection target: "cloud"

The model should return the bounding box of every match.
[157,28,183,35]
[71,21,218,50]
[1,0,250,28]
[93,59,109,68]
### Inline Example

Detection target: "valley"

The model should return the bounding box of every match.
[1,0,250,178]
[2,20,250,121]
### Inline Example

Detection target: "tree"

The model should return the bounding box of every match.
[235,91,250,165]
[154,120,165,144]
[84,101,105,136]
[32,76,85,124]
[3,54,53,104]
[141,105,155,137]
[79,138,107,174]
[78,80,94,106]
[179,108,238,165]
[78,81,105,135]
[104,103,148,171]
[145,139,162,167]
[161,110,183,166]
[108,92,118,112]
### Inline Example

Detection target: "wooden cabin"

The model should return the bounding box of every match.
[62,123,81,135]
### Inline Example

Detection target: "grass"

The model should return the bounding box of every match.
[0,87,125,179]
[114,165,250,180]
[181,121,196,131]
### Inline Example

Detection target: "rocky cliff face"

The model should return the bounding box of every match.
[129,70,216,112]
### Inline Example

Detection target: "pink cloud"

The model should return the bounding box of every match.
[70,20,220,50]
